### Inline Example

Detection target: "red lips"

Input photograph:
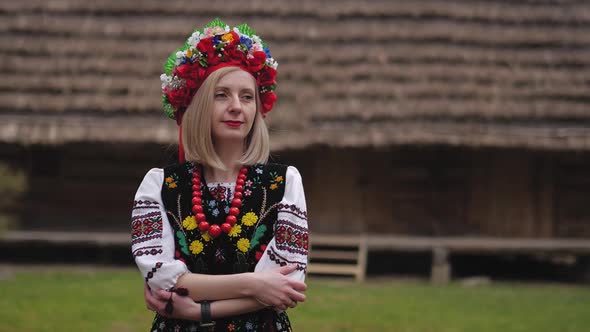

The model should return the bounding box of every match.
[223,121,243,128]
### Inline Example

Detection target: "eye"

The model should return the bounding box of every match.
[241,94,254,101]
[214,92,227,98]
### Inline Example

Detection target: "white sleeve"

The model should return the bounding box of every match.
[131,168,188,290]
[254,166,309,282]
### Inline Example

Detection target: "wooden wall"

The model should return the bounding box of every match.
[17,143,172,232]
[283,146,590,239]
[5,144,590,238]
[555,154,590,238]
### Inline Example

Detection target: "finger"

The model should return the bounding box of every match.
[144,289,158,309]
[287,299,298,308]
[278,264,297,275]
[146,302,159,313]
[287,289,306,302]
[255,297,272,307]
[289,280,307,292]
[144,283,153,299]
[145,293,163,310]
[155,289,172,301]
[279,295,294,307]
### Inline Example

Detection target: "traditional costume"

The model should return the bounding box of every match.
[131,19,309,332]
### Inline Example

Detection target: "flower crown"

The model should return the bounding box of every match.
[160,18,278,123]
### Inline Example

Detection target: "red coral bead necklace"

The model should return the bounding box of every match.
[191,165,247,239]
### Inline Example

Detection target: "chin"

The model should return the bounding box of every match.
[214,132,248,142]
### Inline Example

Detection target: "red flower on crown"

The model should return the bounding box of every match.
[161,20,279,121]
[257,66,277,87]
[260,92,277,115]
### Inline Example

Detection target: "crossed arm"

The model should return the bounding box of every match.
[135,167,309,322]
[144,265,307,321]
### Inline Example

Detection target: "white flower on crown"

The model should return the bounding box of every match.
[187,31,202,47]
[175,51,185,65]
[160,74,171,90]
[208,26,225,36]
[224,25,230,33]
[233,27,241,34]
[266,58,278,70]
[251,43,263,52]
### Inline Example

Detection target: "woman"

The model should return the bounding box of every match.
[131,19,309,331]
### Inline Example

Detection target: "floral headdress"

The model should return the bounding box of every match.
[160,18,278,124]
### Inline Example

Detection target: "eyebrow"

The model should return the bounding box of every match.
[215,86,255,94]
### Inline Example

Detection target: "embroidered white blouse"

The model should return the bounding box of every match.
[131,166,309,291]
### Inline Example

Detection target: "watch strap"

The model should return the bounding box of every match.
[199,301,215,328]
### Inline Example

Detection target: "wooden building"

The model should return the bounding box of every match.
[1,1,590,274]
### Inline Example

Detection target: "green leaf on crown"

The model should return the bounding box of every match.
[164,47,183,75]
[204,18,227,30]
[235,23,256,37]
[162,96,174,119]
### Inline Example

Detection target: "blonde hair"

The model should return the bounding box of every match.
[181,66,270,170]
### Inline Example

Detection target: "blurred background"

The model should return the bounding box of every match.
[0,1,590,331]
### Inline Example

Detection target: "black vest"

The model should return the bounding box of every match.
[161,162,288,275]
[152,162,293,331]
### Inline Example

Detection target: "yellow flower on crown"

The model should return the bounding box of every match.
[241,212,258,227]
[229,224,242,237]
[222,32,234,43]
[237,238,250,253]
[201,232,211,242]
[182,216,197,231]
[189,240,204,255]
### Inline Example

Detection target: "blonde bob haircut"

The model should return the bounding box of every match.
[181,66,270,170]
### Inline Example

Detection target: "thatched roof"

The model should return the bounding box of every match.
[1,0,589,151]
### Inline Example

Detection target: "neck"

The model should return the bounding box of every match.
[204,140,245,183]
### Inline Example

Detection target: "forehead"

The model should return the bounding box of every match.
[217,70,256,90]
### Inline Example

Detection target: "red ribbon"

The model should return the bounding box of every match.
[176,112,185,163]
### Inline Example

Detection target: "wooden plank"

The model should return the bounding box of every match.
[356,234,368,282]
[307,264,360,275]
[312,234,362,246]
[367,235,590,253]
[0,231,129,245]
[310,250,359,260]
[308,234,368,282]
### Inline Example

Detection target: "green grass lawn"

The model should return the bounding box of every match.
[0,267,588,332]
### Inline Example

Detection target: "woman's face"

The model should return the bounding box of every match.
[210,69,257,143]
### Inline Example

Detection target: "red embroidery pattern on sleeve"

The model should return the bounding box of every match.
[274,220,309,255]
[131,201,163,245]
[267,247,307,272]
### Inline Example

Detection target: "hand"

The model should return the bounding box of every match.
[144,283,199,320]
[252,265,307,311]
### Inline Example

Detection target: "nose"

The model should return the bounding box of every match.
[228,94,242,113]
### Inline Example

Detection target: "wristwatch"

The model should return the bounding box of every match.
[199,301,216,330]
